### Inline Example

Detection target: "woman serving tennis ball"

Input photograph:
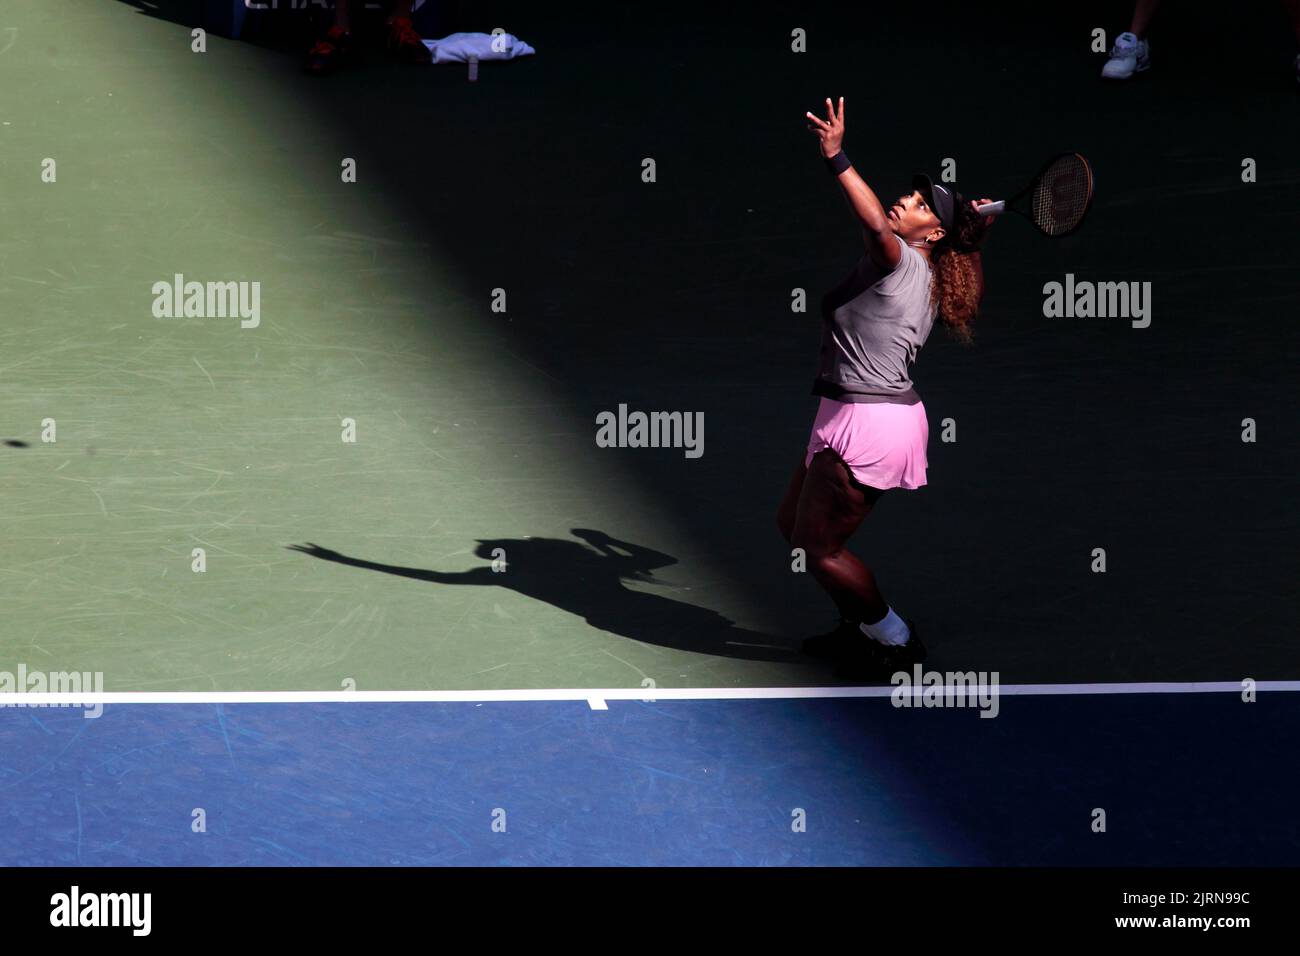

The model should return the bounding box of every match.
[776,96,996,680]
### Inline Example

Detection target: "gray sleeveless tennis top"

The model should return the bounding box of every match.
[812,233,937,405]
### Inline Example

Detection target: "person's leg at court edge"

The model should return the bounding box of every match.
[786,450,923,677]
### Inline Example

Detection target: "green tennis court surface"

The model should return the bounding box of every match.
[2,0,833,693]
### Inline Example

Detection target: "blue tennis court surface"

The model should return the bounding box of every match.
[2,692,1296,866]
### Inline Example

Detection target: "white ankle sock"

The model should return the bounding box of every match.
[861,608,910,646]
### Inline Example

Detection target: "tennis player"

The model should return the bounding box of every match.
[776,97,995,680]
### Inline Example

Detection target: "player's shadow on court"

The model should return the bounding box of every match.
[287,529,797,662]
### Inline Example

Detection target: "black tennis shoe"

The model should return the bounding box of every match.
[834,619,927,683]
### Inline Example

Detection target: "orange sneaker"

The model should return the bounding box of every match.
[304,25,352,75]
[385,16,431,64]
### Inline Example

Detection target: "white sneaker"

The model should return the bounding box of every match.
[1101,31,1150,80]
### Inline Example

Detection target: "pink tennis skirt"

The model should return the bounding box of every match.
[804,396,930,491]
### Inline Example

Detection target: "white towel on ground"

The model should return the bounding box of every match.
[421,32,536,64]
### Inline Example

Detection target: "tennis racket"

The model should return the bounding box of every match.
[976,152,1094,237]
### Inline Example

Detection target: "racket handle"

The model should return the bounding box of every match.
[976,200,1005,216]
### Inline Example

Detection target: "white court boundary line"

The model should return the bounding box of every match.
[0,680,1297,707]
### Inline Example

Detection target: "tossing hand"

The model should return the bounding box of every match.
[805,97,845,159]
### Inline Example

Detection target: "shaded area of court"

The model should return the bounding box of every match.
[1,693,1296,866]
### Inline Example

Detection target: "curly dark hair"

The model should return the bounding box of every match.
[929,198,988,344]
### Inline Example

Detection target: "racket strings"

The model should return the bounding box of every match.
[1032,155,1092,236]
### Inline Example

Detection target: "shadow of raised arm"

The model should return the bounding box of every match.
[286,543,494,585]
